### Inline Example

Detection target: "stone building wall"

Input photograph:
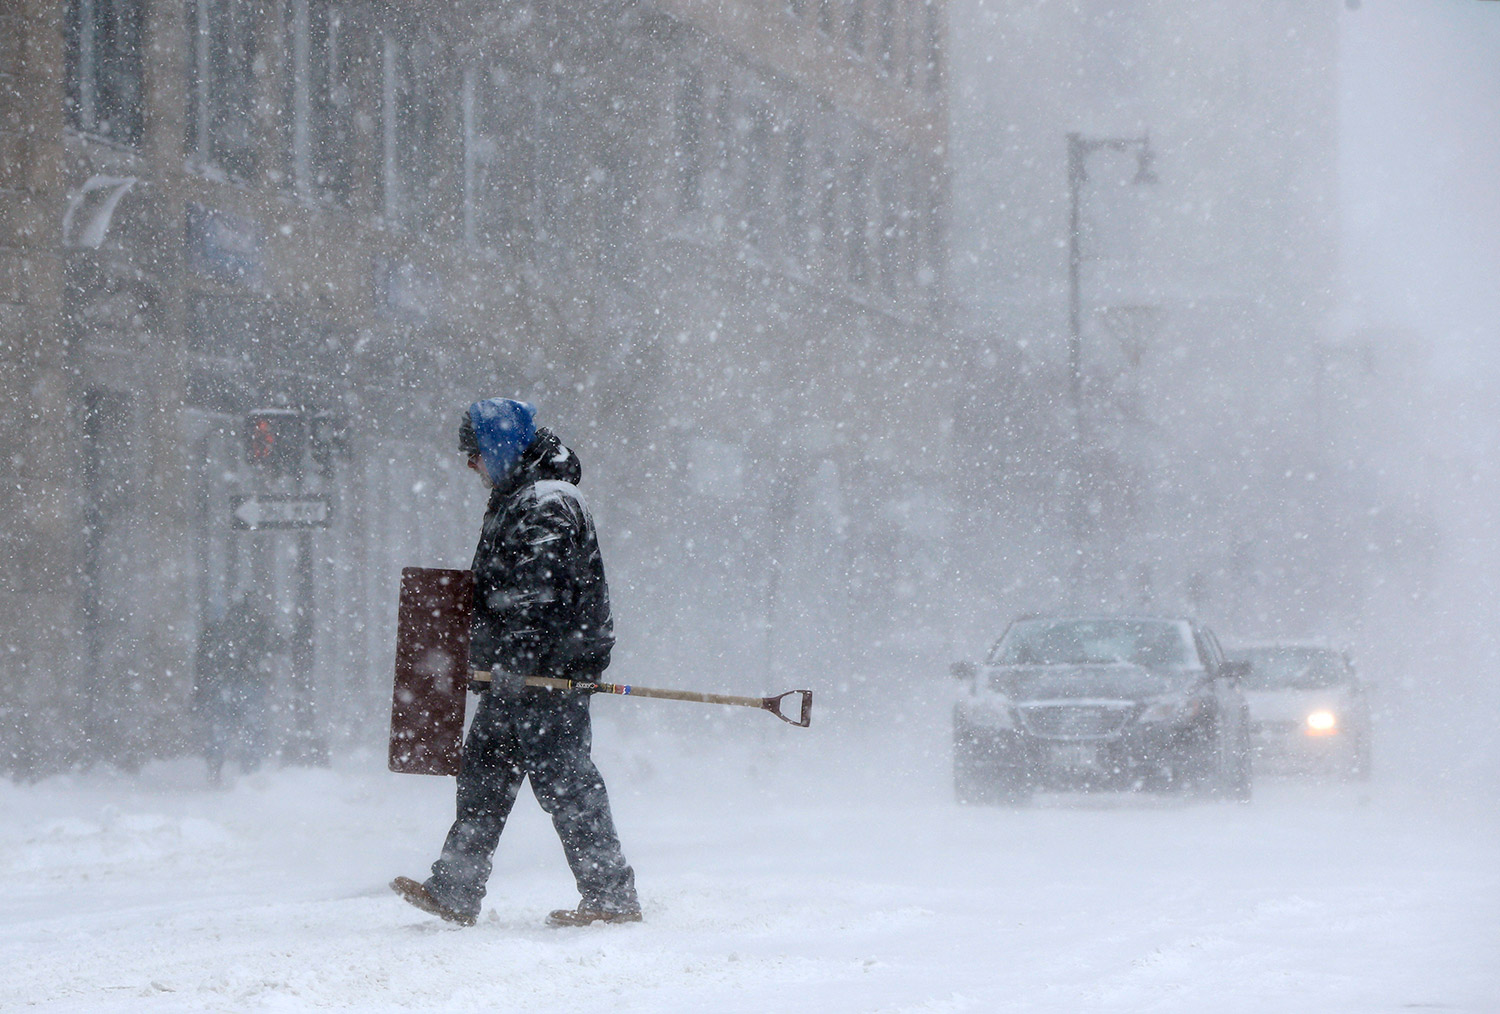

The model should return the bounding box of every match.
[0,0,952,776]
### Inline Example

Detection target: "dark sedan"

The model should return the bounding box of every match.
[952,616,1253,804]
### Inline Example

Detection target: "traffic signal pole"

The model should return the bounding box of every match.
[241,407,335,766]
[284,524,328,766]
[285,426,331,767]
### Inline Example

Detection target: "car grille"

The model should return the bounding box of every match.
[1017,703,1132,740]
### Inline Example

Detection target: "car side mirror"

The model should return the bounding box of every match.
[950,660,978,682]
[1220,660,1251,681]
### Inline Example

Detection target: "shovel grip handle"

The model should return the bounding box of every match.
[762,690,813,727]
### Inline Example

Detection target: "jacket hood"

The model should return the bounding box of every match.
[490,427,581,500]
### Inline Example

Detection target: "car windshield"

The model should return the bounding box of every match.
[989,619,1196,668]
[1229,648,1347,690]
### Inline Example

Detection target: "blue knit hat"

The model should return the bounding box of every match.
[463,398,537,480]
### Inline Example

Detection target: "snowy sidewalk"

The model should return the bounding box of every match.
[1,737,1496,1013]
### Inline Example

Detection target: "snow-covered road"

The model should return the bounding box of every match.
[2,712,1495,1013]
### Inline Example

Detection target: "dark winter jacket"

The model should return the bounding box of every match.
[469,428,615,679]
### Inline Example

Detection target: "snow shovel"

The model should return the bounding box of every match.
[389,567,474,775]
[389,567,812,776]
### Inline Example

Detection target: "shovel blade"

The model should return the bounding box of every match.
[389,567,474,775]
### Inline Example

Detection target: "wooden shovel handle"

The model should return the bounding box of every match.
[467,671,812,728]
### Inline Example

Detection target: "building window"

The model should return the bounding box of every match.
[712,79,734,195]
[783,122,807,260]
[743,102,773,245]
[924,0,943,94]
[676,69,704,213]
[917,175,942,292]
[187,0,259,180]
[818,157,839,271]
[877,0,897,74]
[847,157,870,286]
[464,62,536,252]
[65,0,144,145]
[900,160,919,284]
[878,172,900,295]
[903,0,919,89]
[380,33,398,221]
[283,0,365,204]
[461,66,476,243]
[847,0,865,55]
[587,149,637,276]
[382,30,449,229]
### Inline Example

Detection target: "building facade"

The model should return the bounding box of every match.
[0,0,951,776]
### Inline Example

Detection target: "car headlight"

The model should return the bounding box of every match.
[961,695,1016,730]
[1304,709,1338,735]
[1138,695,1204,725]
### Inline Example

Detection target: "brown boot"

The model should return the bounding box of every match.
[390,876,478,928]
[545,904,643,927]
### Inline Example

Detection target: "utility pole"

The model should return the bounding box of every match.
[1065,131,1156,602]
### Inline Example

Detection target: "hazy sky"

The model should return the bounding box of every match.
[1341,1,1499,780]
[1340,0,1500,377]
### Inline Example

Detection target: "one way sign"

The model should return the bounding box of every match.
[231,494,331,530]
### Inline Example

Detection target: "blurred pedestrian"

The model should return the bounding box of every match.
[392,398,640,928]
[193,593,278,786]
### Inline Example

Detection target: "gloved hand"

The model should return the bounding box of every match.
[469,670,525,695]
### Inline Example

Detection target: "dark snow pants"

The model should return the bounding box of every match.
[424,686,638,918]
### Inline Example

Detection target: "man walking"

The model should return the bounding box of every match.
[392,398,640,928]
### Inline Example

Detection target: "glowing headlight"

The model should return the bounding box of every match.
[1305,709,1338,735]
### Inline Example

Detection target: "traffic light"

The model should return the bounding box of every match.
[244,409,307,475]
[308,411,350,468]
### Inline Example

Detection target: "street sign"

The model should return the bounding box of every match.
[231,494,331,530]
